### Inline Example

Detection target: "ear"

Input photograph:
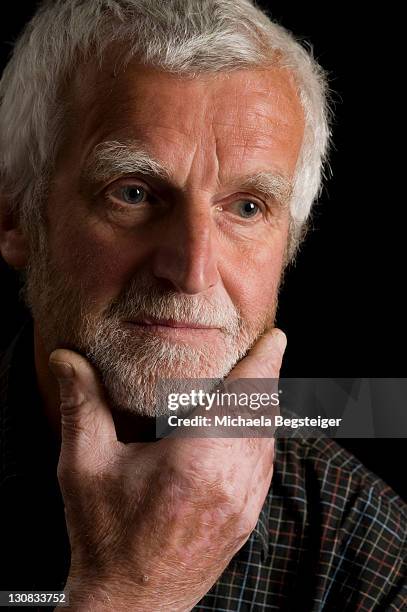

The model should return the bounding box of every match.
[0,197,29,269]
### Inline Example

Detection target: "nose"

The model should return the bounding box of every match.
[152,203,219,294]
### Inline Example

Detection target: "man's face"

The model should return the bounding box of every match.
[25,61,304,416]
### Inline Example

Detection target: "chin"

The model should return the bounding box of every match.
[96,351,239,418]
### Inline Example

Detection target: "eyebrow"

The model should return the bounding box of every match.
[82,139,292,207]
[82,140,172,185]
[237,172,292,209]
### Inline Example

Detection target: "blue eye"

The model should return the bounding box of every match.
[237,201,260,218]
[119,185,147,205]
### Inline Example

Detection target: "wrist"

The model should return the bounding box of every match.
[63,575,194,612]
[63,576,124,611]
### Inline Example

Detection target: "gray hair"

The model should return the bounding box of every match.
[0,0,332,260]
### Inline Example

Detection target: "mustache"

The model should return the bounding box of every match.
[104,276,242,336]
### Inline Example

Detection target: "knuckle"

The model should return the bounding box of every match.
[57,461,82,489]
[236,513,258,539]
[260,354,282,377]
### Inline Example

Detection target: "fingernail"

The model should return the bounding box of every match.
[272,329,287,353]
[49,360,75,380]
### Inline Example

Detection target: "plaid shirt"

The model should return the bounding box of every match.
[0,318,406,611]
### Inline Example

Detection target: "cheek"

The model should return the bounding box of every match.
[237,266,281,329]
[48,214,146,305]
[222,227,287,328]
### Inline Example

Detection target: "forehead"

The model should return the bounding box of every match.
[63,59,305,183]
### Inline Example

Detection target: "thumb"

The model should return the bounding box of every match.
[226,327,287,381]
[49,348,117,470]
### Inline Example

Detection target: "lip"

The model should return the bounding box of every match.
[124,318,219,331]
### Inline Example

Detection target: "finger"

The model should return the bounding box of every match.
[226,327,287,381]
[49,348,118,471]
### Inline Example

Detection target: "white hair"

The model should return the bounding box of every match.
[0,0,332,259]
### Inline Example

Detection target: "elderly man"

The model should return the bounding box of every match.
[0,1,405,610]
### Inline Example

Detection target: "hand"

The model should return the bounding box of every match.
[49,328,287,611]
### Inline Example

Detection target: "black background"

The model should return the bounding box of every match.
[0,2,405,499]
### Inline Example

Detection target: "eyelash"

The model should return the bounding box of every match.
[104,181,153,207]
